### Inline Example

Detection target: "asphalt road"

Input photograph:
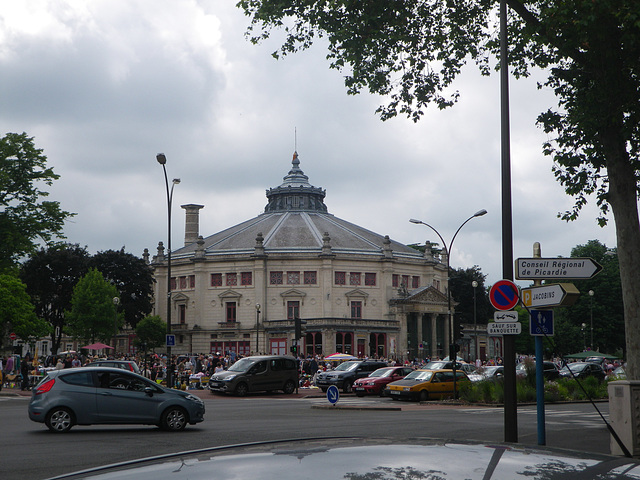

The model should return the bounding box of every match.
[0,391,612,480]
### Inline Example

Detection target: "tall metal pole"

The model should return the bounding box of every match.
[256,304,261,354]
[112,297,120,355]
[589,290,594,349]
[410,209,487,398]
[472,281,478,362]
[500,0,517,443]
[157,153,180,389]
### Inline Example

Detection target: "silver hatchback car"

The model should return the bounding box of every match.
[28,367,205,433]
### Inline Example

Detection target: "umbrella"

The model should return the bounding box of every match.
[325,353,356,361]
[564,351,619,360]
[82,342,114,350]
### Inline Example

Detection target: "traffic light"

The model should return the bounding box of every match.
[290,345,298,355]
[455,321,465,341]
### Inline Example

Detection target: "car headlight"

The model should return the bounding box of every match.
[403,387,410,392]
[184,394,202,403]
[223,374,237,381]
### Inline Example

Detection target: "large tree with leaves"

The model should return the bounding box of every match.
[65,268,119,344]
[0,132,74,272]
[0,274,49,349]
[239,1,640,378]
[90,248,154,329]
[20,244,90,354]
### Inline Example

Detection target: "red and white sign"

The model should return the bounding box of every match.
[489,280,520,311]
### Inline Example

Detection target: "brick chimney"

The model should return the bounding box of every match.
[181,204,204,247]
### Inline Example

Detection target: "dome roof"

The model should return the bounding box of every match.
[173,152,424,261]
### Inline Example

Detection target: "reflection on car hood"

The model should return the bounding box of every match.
[44,437,640,480]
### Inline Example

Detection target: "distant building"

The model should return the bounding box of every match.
[152,152,456,361]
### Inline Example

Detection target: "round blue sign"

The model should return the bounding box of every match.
[326,385,340,405]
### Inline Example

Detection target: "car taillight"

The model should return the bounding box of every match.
[34,378,55,395]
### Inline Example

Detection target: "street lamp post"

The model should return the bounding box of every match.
[255,303,261,354]
[112,297,120,355]
[157,153,180,389]
[589,290,594,350]
[472,280,478,362]
[410,209,487,398]
[581,323,587,351]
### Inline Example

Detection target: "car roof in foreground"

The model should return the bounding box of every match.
[43,437,640,480]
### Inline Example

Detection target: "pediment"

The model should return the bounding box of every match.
[280,288,307,298]
[172,292,189,302]
[218,289,242,300]
[406,286,449,305]
[344,289,369,305]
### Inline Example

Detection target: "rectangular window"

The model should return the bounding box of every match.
[392,274,399,287]
[304,271,317,285]
[226,273,237,286]
[179,304,186,324]
[226,302,237,322]
[241,272,252,286]
[351,301,362,319]
[402,275,410,287]
[211,273,222,287]
[412,276,420,288]
[287,301,300,320]
[335,271,346,285]
[364,273,376,286]
[189,275,195,288]
[287,271,300,284]
[170,277,176,291]
[270,271,283,285]
[179,276,187,289]
[349,272,361,286]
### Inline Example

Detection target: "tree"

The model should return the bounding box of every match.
[0,274,49,349]
[449,266,492,326]
[552,240,624,356]
[65,268,119,344]
[90,248,154,329]
[239,1,640,379]
[134,315,166,352]
[0,132,74,272]
[20,244,90,354]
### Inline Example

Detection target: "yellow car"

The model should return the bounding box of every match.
[386,369,469,401]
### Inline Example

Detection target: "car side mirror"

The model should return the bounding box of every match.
[144,387,155,397]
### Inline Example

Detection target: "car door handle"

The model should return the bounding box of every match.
[100,392,113,396]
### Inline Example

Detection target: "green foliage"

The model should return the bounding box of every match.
[0,133,74,271]
[0,274,49,346]
[65,268,119,343]
[90,248,154,329]
[134,315,166,352]
[20,244,90,354]
[449,266,492,326]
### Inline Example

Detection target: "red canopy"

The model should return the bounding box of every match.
[82,342,114,350]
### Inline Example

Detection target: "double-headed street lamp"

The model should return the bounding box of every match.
[112,297,120,354]
[157,153,180,389]
[472,280,478,362]
[410,209,487,397]
[255,303,261,354]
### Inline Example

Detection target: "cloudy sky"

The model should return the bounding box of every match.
[0,0,618,287]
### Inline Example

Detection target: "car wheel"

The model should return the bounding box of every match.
[418,390,429,402]
[45,407,74,433]
[343,381,353,394]
[161,407,187,431]
[235,382,249,396]
[283,380,295,394]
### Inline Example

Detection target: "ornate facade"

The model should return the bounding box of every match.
[152,152,456,361]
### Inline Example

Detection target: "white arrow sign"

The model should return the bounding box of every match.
[515,257,602,280]
[487,322,522,335]
[521,283,580,308]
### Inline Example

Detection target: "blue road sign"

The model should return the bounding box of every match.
[489,280,520,310]
[530,310,554,336]
[327,385,340,405]
[166,334,176,347]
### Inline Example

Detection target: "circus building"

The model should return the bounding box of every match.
[151,152,455,361]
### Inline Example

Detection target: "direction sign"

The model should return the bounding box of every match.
[327,385,340,405]
[521,283,580,308]
[530,309,554,336]
[489,280,520,310]
[515,257,602,280]
[487,322,522,335]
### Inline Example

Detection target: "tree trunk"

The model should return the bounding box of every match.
[606,149,640,379]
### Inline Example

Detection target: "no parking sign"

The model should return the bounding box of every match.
[489,280,520,311]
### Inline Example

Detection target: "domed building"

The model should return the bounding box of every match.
[152,152,454,361]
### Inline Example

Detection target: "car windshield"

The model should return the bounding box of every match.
[425,362,448,369]
[334,361,358,372]
[369,368,392,378]
[228,358,256,373]
[562,363,587,373]
[483,367,501,374]
[404,370,433,381]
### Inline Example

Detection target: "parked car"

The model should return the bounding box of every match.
[468,365,504,382]
[352,366,414,396]
[85,360,140,374]
[208,355,298,396]
[316,360,388,393]
[28,366,205,433]
[515,361,560,380]
[559,362,606,382]
[38,437,640,480]
[385,368,470,401]
[607,366,626,381]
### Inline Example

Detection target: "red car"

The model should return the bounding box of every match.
[353,366,414,396]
